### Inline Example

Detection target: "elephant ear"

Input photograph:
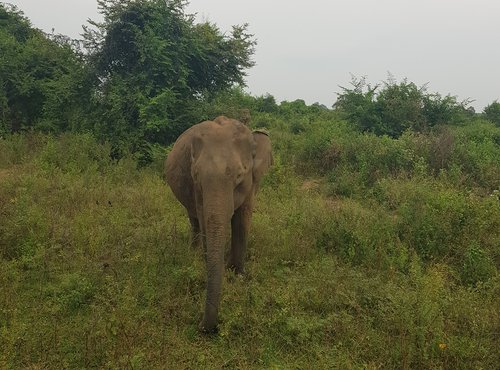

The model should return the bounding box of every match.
[252,130,273,183]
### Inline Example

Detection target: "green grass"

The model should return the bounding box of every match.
[1,132,499,369]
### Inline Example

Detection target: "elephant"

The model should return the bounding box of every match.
[165,116,273,333]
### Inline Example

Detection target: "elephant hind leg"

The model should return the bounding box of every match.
[189,216,203,249]
[227,202,253,274]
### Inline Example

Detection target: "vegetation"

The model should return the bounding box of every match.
[333,75,475,137]
[1,1,255,156]
[1,1,499,369]
[1,118,498,369]
[483,100,500,126]
[0,4,88,135]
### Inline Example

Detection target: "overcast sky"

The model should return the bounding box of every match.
[6,0,500,110]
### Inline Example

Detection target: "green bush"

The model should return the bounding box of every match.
[316,199,409,270]
[399,189,468,260]
[452,120,500,190]
[289,115,499,198]
[295,118,357,174]
[334,76,474,137]
[0,133,48,166]
[374,177,499,280]
[461,244,497,286]
[483,100,500,125]
[36,132,112,174]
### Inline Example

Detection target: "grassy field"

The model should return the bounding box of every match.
[0,121,499,368]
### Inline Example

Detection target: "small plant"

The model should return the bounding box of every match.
[461,244,496,286]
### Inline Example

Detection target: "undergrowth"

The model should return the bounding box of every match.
[0,129,498,369]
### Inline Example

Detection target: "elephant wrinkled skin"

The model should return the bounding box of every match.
[165,116,273,333]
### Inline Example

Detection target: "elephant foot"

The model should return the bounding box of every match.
[226,267,247,284]
[227,266,246,278]
[226,261,245,275]
[199,319,219,335]
[199,304,219,334]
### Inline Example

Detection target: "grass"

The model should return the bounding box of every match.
[0,131,499,369]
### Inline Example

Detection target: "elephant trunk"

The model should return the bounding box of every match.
[199,192,233,333]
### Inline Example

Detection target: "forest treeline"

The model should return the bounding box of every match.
[1,0,500,158]
[1,0,256,156]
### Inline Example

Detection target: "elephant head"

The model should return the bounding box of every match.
[165,116,272,332]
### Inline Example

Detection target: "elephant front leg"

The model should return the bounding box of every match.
[227,203,252,275]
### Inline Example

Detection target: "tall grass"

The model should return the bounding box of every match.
[0,130,498,368]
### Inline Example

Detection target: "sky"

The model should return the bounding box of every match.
[6,0,500,111]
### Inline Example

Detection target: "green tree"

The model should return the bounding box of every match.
[333,76,381,134]
[375,78,426,136]
[483,101,500,125]
[255,93,278,113]
[0,4,89,135]
[83,0,256,153]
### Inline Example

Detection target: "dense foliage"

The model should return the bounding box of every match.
[483,100,500,126]
[83,0,255,152]
[333,76,475,137]
[0,4,89,135]
[0,1,255,156]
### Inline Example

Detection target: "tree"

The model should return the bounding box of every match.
[333,76,382,133]
[483,101,500,126]
[83,0,256,152]
[255,93,278,113]
[0,4,89,135]
[376,78,426,136]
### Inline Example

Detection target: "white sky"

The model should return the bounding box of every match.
[6,0,500,111]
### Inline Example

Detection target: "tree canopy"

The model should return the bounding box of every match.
[0,4,87,135]
[0,0,256,156]
[83,0,256,152]
[483,101,500,126]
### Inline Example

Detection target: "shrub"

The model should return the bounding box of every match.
[483,100,500,125]
[0,133,48,166]
[36,132,112,174]
[461,244,497,286]
[334,76,474,137]
[316,199,409,271]
[452,120,500,190]
[397,185,470,261]
[295,118,358,174]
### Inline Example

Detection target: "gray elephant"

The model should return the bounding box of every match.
[165,116,273,333]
